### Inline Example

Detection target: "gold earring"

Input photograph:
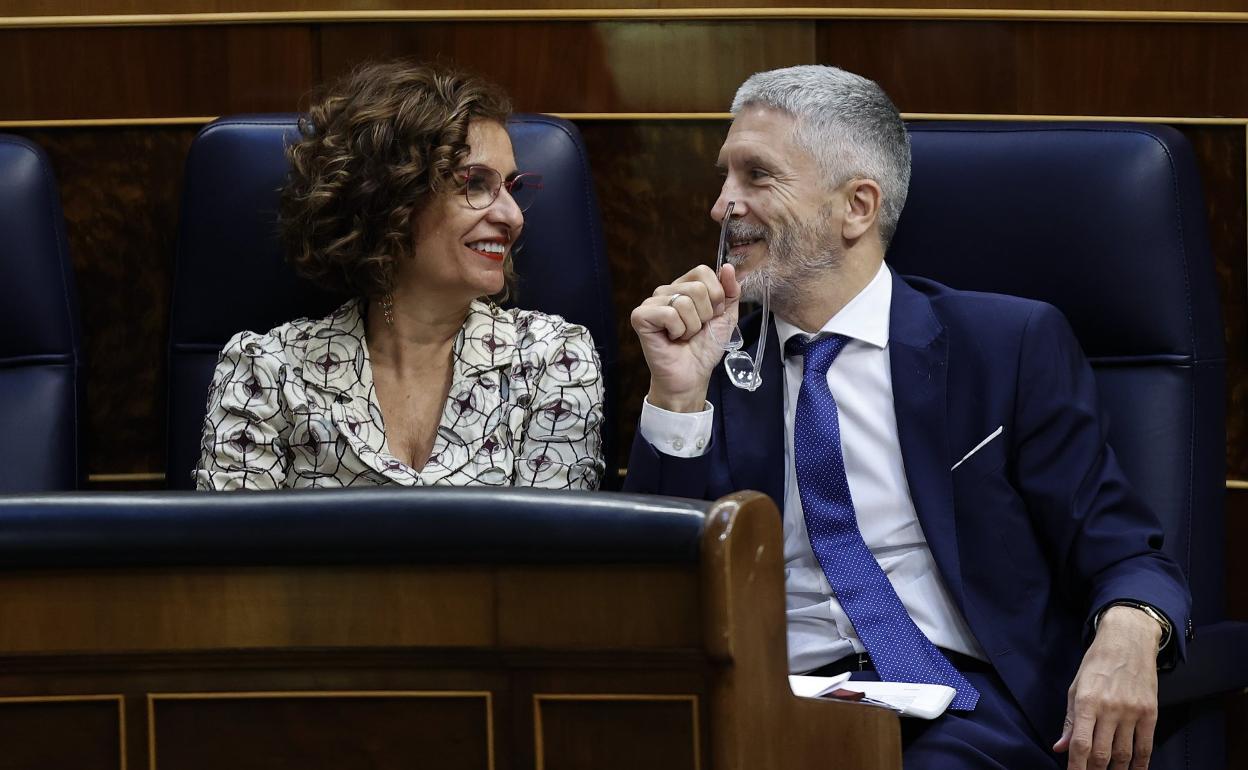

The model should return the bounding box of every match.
[383,292,395,327]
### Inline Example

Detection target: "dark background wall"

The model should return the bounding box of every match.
[3,0,1246,753]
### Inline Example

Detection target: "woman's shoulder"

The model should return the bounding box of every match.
[486,305,601,388]
[502,305,596,350]
[217,300,362,364]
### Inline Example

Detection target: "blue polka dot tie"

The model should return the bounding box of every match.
[789,333,979,711]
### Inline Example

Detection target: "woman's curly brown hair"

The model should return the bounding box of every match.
[281,60,513,299]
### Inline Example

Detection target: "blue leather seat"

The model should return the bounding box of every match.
[167,114,617,489]
[0,135,83,492]
[890,122,1245,770]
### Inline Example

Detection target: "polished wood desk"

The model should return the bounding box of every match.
[0,489,900,770]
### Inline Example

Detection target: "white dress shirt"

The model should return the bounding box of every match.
[639,262,985,673]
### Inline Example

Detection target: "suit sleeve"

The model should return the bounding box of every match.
[193,331,291,490]
[1012,303,1191,663]
[515,320,605,491]
[622,431,716,498]
[623,383,719,499]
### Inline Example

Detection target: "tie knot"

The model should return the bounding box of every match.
[786,333,850,374]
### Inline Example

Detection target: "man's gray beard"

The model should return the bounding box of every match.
[733,215,842,317]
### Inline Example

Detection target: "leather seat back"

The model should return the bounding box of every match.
[0,135,83,492]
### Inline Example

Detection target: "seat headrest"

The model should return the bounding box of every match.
[890,123,1221,362]
[0,135,80,360]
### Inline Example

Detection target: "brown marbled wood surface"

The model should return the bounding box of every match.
[0,25,314,121]
[151,695,492,770]
[1182,127,1248,477]
[3,20,1248,120]
[318,22,816,114]
[1227,488,1248,754]
[0,699,121,770]
[579,120,727,474]
[11,128,196,477]
[7,0,1248,17]
[535,698,698,770]
[819,21,1248,118]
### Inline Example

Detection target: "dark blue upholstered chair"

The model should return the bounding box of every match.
[890,122,1245,770]
[0,135,83,492]
[167,114,616,489]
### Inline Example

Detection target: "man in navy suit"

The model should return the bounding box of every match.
[623,65,1189,770]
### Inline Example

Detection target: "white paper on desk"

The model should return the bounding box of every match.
[788,675,955,720]
[789,673,852,698]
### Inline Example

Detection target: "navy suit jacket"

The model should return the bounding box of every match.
[624,269,1191,737]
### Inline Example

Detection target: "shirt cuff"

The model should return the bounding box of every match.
[638,396,714,458]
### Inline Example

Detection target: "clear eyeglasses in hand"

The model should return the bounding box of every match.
[712,201,769,392]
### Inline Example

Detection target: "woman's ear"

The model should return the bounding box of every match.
[842,178,882,242]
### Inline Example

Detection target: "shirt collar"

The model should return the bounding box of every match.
[775,261,891,353]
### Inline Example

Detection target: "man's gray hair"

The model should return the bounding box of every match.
[731,65,911,247]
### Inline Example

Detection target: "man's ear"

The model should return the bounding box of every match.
[842,178,882,241]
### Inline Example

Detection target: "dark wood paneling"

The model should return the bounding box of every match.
[496,567,701,647]
[1232,691,1248,770]
[819,21,1248,118]
[151,694,490,770]
[1227,488,1248,619]
[0,651,714,770]
[5,21,1248,119]
[319,22,815,114]
[1183,127,1248,476]
[536,697,697,770]
[7,1,1248,16]
[0,699,121,770]
[578,120,726,472]
[0,25,314,120]
[1226,487,1248,766]
[13,127,195,476]
[0,566,497,652]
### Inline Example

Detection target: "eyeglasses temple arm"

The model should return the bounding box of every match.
[750,286,770,390]
[715,200,735,276]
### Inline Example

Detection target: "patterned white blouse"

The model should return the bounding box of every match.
[194,299,604,490]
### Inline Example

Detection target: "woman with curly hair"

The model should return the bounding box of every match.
[194,60,604,490]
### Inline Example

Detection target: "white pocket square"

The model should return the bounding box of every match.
[951,426,1004,471]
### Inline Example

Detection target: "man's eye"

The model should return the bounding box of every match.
[749,168,770,181]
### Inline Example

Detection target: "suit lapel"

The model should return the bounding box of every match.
[719,311,787,510]
[888,271,967,605]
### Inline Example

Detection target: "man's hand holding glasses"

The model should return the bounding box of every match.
[631,200,771,416]
[631,262,742,413]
